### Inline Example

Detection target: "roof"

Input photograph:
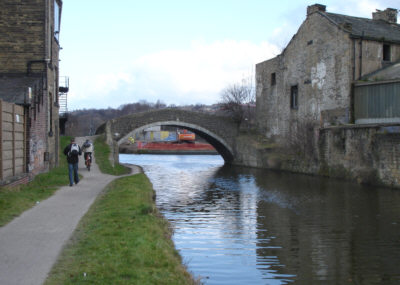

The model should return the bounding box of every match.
[323,12,400,43]
[0,75,41,105]
[361,60,400,81]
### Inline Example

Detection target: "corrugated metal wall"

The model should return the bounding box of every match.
[355,81,400,124]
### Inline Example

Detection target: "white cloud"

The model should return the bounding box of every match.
[133,40,279,94]
[67,0,398,110]
[68,39,280,109]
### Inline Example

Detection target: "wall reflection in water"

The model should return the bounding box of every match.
[120,154,400,284]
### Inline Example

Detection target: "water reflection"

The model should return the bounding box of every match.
[120,154,400,284]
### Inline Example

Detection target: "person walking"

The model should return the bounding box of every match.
[63,138,82,186]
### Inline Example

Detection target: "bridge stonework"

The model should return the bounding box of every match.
[97,109,239,163]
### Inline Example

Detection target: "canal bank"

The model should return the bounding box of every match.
[102,115,400,188]
[0,136,196,285]
[44,136,196,284]
[120,153,400,284]
[45,173,196,285]
[234,124,400,188]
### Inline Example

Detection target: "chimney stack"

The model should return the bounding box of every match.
[307,4,326,16]
[372,8,398,23]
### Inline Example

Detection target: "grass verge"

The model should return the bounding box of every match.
[0,136,71,226]
[94,136,130,175]
[45,174,196,285]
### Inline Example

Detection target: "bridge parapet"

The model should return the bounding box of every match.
[97,108,239,162]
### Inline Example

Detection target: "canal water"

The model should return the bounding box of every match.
[120,154,400,284]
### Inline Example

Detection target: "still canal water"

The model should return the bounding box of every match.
[120,154,400,284]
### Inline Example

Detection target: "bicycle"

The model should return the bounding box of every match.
[84,152,92,171]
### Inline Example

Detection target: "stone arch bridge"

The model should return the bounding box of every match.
[96,109,240,163]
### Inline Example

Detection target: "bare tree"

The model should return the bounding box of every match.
[219,76,255,123]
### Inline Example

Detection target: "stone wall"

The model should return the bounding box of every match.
[99,109,239,163]
[256,11,353,142]
[319,125,400,187]
[105,121,119,167]
[233,124,400,188]
[356,40,400,78]
[256,7,400,144]
[0,0,46,73]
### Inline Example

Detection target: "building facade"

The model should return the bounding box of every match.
[256,4,400,142]
[0,0,63,183]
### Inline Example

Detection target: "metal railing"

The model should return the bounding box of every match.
[59,76,69,117]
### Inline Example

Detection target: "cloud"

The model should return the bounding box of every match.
[133,40,279,95]
[68,39,280,109]
[327,0,399,21]
[66,0,397,110]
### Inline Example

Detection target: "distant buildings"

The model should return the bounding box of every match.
[0,1,64,184]
[256,4,400,141]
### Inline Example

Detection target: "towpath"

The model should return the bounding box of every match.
[0,136,140,285]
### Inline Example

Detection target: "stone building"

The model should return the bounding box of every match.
[256,4,400,142]
[0,0,63,183]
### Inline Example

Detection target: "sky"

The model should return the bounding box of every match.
[59,0,399,111]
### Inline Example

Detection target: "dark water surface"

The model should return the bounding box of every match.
[120,154,400,284]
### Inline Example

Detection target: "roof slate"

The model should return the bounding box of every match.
[363,61,400,81]
[323,12,400,43]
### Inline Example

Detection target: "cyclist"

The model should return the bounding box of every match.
[81,139,94,170]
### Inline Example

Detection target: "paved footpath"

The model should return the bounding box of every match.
[0,136,140,285]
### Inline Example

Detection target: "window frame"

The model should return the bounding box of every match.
[383,44,391,62]
[290,85,298,110]
[271,73,276,86]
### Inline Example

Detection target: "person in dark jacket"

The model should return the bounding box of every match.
[63,137,82,186]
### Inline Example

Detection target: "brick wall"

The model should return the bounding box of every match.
[27,85,50,175]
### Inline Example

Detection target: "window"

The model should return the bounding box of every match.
[271,73,276,86]
[290,85,298,109]
[383,44,391,61]
[54,1,61,41]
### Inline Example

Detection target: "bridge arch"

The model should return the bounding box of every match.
[97,109,239,163]
[118,121,234,162]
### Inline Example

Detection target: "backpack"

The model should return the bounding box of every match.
[69,143,79,157]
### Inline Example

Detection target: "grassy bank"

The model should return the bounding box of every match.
[94,136,130,175]
[45,174,196,285]
[0,136,71,226]
[45,134,196,284]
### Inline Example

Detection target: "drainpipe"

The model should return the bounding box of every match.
[352,39,356,81]
[359,32,364,79]
[45,0,51,63]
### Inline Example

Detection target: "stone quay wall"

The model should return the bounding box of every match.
[234,124,400,188]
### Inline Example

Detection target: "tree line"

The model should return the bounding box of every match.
[64,100,223,137]
[64,77,256,137]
